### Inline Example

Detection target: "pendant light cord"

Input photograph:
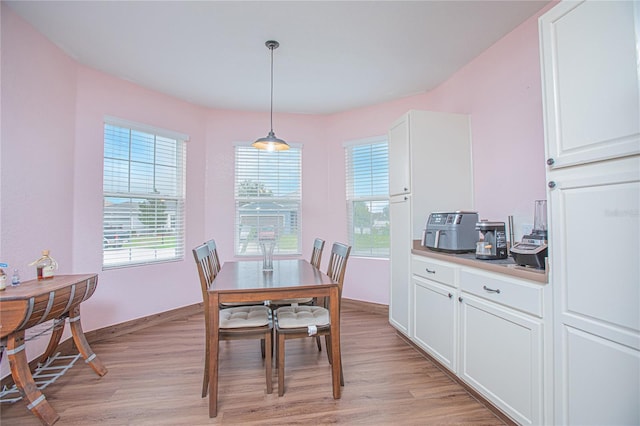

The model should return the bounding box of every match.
[269,44,274,133]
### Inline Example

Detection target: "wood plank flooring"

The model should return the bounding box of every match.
[1,303,505,425]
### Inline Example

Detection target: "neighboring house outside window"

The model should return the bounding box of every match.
[234,143,302,256]
[103,118,187,269]
[345,136,389,257]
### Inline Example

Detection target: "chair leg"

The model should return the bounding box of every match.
[261,338,266,359]
[339,353,344,386]
[202,326,210,398]
[325,334,332,364]
[277,331,285,396]
[265,330,273,394]
[315,335,322,351]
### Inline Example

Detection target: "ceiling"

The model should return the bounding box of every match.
[6,1,549,115]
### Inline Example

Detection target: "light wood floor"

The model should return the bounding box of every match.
[1,304,505,425]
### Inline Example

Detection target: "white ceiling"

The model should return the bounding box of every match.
[6,1,549,115]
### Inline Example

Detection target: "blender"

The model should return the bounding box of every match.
[510,200,549,269]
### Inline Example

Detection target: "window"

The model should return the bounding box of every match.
[235,144,302,256]
[345,137,389,257]
[103,119,186,268]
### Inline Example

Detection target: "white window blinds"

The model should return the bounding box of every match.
[345,138,389,257]
[103,121,186,268]
[234,144,302,256]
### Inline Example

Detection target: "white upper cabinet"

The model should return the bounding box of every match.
[388,115,411,196]
[539,0,640,168]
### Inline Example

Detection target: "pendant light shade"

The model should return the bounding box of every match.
[253,40,289,151]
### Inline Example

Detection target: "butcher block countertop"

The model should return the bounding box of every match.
[412,240,548,284]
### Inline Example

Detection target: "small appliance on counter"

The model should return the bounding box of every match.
[510,200,548,269]
[423,211,478,253]
[475,221,508,260]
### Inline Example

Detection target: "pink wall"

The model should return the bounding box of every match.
[1,3,552,376]
[1,5,79,377]
[325,5,553,303]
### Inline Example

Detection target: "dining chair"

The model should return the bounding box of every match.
[269,238,325,309]
[268,238,325,350]
[192,243,273,398]
[203,239,261,308]
[274,242,351,396]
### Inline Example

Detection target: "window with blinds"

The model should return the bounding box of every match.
[234,144,302,256]
[345,137,389,257]
[103,120,186,269]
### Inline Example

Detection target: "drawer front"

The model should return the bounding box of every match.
[460,268,543,317]
[412,256,456,287]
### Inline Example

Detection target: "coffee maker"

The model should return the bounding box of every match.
[475,221,508,260]
[510,200,549,269]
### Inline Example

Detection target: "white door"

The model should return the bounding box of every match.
[389,194,411,335]
[459,294,543,425]
[388,114,411,196]
[539,0,640,169]
[549,156,640,425]
[413,276,457,372]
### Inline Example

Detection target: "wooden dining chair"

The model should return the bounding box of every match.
[274,242,351,396]
[203,239,261,308]
[192,242,273,398]
[269,238,325,309]
[268,238,325,350]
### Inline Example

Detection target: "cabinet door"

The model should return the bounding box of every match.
[413,276,457,372]
[389,194,411,335]
[540,0,640,168]
[388,113,410,196]
[459,294,543,426]
[548,156,640,425]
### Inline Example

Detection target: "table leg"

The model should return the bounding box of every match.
[38,317,66,364]
[329,286,342,399]
[7,330,60,426]
[209,292,220,417]
[68,306,108,377]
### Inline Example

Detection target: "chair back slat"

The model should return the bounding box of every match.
[205,239,222,275]
[326,242,351,295]
[310,238,325,269]
[193,242,217,301]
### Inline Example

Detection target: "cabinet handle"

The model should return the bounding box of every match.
[425,268,436,274]
[548,181,556,189]
[458,296,463,303]
[448,293,453,299]
[483,285,501,294]
[546,158,555,166]
[404,196,408,201]
[404,187,408,192]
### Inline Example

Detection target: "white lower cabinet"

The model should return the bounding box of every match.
[459,293,543,425]
[414,277,457,372]
[411,255,549,425]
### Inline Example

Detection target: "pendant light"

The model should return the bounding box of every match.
[253,40,289,151]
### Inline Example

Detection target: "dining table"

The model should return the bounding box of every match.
[207,259,342,417]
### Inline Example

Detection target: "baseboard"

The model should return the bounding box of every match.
[342,298,389,316]
[394,331,517,426]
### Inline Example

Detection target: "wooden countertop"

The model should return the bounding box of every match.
[411,241,548,284]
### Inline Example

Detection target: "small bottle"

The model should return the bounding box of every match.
[30,250,58,280]
[0,268,6,291]
[11,269,20,286]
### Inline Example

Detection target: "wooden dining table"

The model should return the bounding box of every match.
[207,259,342,417]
